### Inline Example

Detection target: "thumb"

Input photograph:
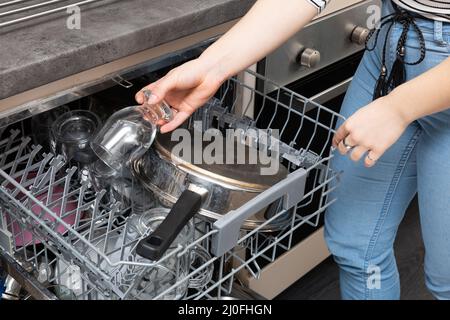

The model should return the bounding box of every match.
[160,110,191,133]
[136,74,178,105]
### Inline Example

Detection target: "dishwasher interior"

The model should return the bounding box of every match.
[0,59,344,300]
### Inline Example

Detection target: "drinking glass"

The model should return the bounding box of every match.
[51,110,101,165]
[126,207,194,300]
[90,90,173,171]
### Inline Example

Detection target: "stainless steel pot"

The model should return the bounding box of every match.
[132,129,289,261]
[2,275,21,300]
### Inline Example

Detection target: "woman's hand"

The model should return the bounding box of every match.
[333,56,450,168]
[135,57,226,133]
[135,0,318,134]
[332,96,412,168]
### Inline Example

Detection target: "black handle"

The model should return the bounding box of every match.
[136,189,203,261]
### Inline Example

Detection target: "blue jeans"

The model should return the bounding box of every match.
[324,2,450,300]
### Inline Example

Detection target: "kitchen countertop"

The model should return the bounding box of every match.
[0,0,254,100]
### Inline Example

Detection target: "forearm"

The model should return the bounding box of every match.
[199,0,317,81]
[388,56,450,123]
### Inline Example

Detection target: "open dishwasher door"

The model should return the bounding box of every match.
[0,65,343,300]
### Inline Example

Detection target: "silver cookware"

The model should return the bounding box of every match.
[1,275,21,300]
[132,129,289,261]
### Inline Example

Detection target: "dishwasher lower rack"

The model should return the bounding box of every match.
[0,69,344,300]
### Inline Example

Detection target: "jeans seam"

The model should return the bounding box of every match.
[389,22,398,69]
[362,127,422,299]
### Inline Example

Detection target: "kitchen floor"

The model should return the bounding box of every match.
[277,196,435,300]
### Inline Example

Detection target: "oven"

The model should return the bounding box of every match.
[0,0,379,300]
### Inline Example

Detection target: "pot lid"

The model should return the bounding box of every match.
[153,129,288,191]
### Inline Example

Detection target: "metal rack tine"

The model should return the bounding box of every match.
[0,0,67,18]
[0,0,104,28]
[0,0,32,8]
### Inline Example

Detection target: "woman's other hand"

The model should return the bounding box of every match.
[332,96,412,167]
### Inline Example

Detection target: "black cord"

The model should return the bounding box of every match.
[364,1,426,99]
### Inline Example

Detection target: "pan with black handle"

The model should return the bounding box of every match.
[136,184,208,261]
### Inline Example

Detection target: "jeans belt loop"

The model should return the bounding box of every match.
[434,20,446,46]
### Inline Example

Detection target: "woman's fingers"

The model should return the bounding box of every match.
[334,132,381,167]
[337,135,357,155]
[160,110,191,133]
[337,140,349,155]
[349,146,369,162]
[332,122,350,148]
[364,150,380,168]
[135,83,155,104]
[135,72,179,105]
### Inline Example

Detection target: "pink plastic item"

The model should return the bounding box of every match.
[6,173,78,247]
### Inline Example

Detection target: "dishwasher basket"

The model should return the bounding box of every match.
[0,69,344,300]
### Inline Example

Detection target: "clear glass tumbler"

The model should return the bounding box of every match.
[91,90,173,171]
[51,110,101,165]
[125,208,195,300]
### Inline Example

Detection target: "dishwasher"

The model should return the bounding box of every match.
[0,34,345,300]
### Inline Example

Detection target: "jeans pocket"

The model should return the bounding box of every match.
[404,32,450,81]
[402,26,449,62]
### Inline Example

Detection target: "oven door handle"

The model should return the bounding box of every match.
[309,77,353,105]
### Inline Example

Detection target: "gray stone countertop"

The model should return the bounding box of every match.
[0,0,254,99]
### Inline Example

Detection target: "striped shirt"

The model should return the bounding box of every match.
[306,0,450,22]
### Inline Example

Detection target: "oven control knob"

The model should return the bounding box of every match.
[296,48,321,68]
[350,26,370,45]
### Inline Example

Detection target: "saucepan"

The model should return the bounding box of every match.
[132,128,290,261]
